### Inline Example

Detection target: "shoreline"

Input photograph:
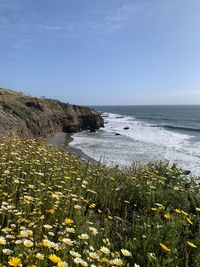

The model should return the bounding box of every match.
[48,132,97,163]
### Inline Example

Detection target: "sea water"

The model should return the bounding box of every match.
[70,105,200,176]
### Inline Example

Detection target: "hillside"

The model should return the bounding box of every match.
[0,138,199,266]
[0,88,103,140]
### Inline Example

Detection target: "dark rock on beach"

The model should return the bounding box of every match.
[90,128,96,132]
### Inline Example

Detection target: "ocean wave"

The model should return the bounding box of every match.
[161,124,200,132]
[70,111,200,176]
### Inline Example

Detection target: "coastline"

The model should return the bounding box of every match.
[48,132,97,163]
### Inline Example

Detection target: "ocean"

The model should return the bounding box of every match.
[70,105,200,176]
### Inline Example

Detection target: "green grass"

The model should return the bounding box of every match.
[4,102,31,120]
[0,138,200,266]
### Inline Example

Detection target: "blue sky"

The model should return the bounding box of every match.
[0,0,200,105]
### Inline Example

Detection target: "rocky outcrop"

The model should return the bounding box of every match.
[0,88,104,140]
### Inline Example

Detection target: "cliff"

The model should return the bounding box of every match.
[0,88,104,140]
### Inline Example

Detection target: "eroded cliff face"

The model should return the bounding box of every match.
[0,88,104,140]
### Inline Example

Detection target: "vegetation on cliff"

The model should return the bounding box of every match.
[0,88,103,140]
[0,138,200,266]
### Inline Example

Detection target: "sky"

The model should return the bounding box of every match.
[0,0,200,105]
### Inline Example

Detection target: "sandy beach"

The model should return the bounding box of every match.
[48,132,97,163]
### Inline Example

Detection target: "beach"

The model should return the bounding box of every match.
[48,132,97,163]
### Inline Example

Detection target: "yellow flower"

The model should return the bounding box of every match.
[114,251,120,257]
[181,210,189,216]
[48,254,61,263]
[155,203,165,210]
[64,218,74,225]
[58,261,68,267]
[89,203,96,209]
[151,208,157,211]
[186,218,193,225]
[159,243,171,253]
[174,209,181,214]
[187,241,197,248]
[78,233,89,240]
[0,237,6,245]
[8,257,22,267]
[164,213,172,220]
[102,257,110,263]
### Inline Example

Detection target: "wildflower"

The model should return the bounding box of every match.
[121,249,132,256]
[148,253,156,260]
[187,241,197,248]
[164,213,172,220]
[79,259,88,266]
[103,238,111,246]
[3,249,13,255]
[155,203,165,210]
[111,258,123,266]
[115,251,120,257]
[43,239,56,249]
[89,227,98,235]
[35,253,44,260]
[66,227,75,233]
[62,238,73,246]
[100,246,110,254]
[102,257,110,263]
[89,252,99,260]
[174,209,181,214]
[151,208,157,211]
[78,233,89,240]
[70,251,81,258]
[58,261,68,267]
[23,239,34,248]
[74,205,81,209]
[43,224,53,229]
[64,218,74,225]
[15,240,22,245]
[89,203,96,209]
[0,237,6,246]
[48,254,61,263]
[19,230,29,238]
[186,218,193,225]
[159,243,171,253]
[74,258,81,264]
[181,210,189,216]
[8,257,22,266]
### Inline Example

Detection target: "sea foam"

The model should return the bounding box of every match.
[70,112,200,176]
